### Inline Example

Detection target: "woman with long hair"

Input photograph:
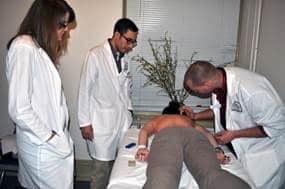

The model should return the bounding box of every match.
[6,0,76,188]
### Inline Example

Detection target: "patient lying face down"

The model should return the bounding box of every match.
[135,101,230,164]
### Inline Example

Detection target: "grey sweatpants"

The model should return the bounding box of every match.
[143,127,250,189]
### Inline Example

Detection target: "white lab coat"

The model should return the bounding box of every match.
[6,35,74,189]
[78,40,133,161]
[212,67,285,189]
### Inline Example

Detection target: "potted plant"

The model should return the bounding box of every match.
[132,33,197,104]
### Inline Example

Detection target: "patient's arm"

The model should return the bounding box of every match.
[136,120,156,161]
[136,127,150,161]
[137,121,156,147]
[193,123,218,147]
[193,123,230,164]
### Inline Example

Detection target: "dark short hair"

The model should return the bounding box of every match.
[183,60,216,87]
[113,18,138,35]
[162,101,181,115]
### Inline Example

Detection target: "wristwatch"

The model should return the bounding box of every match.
[214,146,224,154]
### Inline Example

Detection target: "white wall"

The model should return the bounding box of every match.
[238,0,285,102]
[0,0,33,140]
[255,0,285,101]
[237,0,259,70]
[0,0,123,160]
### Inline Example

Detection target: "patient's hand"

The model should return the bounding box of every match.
[214,146,230,164]
[216,151,231,164]
[135,148,149,161]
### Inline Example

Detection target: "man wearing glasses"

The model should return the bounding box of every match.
[78,18,138,189]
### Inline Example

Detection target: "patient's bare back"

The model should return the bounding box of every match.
[153,114,193,133]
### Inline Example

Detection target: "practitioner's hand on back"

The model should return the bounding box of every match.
[180,105,195,119]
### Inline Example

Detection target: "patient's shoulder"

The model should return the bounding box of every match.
[153,115,191,132]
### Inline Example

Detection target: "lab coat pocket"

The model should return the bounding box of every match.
[92,109,117,137]
[47,134,73,158]
[243,149,279,187]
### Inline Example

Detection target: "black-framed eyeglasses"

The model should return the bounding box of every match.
[121,35,137,46]
[58,19,68,28]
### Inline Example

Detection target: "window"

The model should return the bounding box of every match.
[124,0,240,111]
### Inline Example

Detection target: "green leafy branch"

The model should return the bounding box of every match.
[132,33,196,103]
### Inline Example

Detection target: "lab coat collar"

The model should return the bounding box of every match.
[108,38,124,60]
